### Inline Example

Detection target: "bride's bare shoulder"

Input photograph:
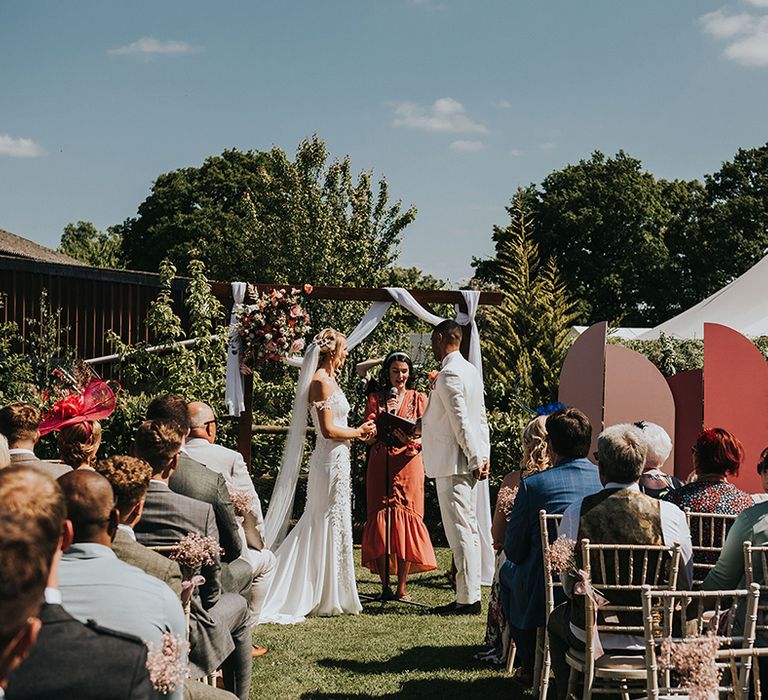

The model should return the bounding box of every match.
[309,371,336,404]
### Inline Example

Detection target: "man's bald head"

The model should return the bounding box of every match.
[58,470,117,544]
[188,401,216,443]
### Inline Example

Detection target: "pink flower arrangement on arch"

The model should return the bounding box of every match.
[234,286,311,368]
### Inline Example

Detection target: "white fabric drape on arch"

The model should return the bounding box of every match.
[225,282,248,416]
[225,286,494,584]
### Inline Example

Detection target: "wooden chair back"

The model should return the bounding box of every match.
[534,510,563,698]
[685,509,737,587]
[743,541,768,639]
[581,540,682,649]
[641,583,760,700]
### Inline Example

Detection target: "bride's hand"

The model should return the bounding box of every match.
[356,420,376,440]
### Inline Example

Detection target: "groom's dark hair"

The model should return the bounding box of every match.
[434,319,462,344]
[546,407,592,459]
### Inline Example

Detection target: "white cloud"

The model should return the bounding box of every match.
[700,8,755,38]
[540,142,557,150]
[498,99,513,110]
[449,140,485,153]
[700,8,768,66]
[0,133,45,158]
[107,37,199,57]
[393,97,488,134]
[510,148,523,157]
[725,25,768,64]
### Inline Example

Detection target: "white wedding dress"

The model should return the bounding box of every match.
[259,388,362,624]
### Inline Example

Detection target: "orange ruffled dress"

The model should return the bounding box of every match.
[360,389,437,575]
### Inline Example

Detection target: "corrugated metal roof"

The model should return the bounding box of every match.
[0,227,87,266]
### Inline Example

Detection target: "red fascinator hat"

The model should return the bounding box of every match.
[38,379,116,436]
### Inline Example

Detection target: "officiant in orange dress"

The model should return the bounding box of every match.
[361,351,437,600]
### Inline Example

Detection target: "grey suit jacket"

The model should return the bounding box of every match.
[135,480,223,607]
[113,526,183,597]
[133,483,242,676]
[5,603,156,700]
[9,451,72,479]
[169,453,242,563]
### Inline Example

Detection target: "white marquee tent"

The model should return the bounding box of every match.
[637,252,768,340]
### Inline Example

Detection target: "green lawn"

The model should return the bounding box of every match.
[250,547,529,699]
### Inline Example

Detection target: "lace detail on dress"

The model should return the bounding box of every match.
[311,390,342,412]
[327,448,354,593]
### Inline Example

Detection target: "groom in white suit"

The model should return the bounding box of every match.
[422,320,490,614]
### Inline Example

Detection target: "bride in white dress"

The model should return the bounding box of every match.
[260,328,376,624]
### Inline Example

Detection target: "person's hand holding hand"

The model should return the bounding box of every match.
[357,420,376,441]
[473,458,490,481]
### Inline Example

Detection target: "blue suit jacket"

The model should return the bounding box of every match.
[501,457,601,630]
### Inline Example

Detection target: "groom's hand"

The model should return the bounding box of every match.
[473,458,490,481]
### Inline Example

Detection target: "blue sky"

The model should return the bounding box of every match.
[1,0,767,283]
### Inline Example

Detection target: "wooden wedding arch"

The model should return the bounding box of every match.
[207,282,503,467]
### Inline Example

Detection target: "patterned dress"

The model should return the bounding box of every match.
[662,480,754,564]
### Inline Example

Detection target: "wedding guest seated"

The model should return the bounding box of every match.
[132,420,253,700]
[635,421,682,498]
[662,428,754,564]
[0,511,48,691]
[0,402,71,478]
[547,423,692,700]
[0,433,10,468]
[1,466,157,700]
[500,407,602,686]
[56,421,103,470]
[478,414,551,665]
[703,448,768,686]
[702,446,768,599]
[146,396,251,598]
[185,401,276,626]
[56,469,187,699]
[95,455,183,594]
[97,453,251,691]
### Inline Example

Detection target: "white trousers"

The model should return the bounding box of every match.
[242,547,277,625]
[435,473,481,605]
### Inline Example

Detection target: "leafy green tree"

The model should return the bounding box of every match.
[697,143,768,296]
[117,135,416,288]
[532,151,670,326]
[0,296,34,404]
[59,221,124,268]
[480,190,578,408]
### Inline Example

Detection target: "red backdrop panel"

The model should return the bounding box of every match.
[667,369,703,482]
[559,322,607,462]
[704,323,768,494]
[604,345,676,475]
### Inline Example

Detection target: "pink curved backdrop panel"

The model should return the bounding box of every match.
[704,323,768,494]
[604,345,676,475]
[558,322,607,462]
[666,369,703,482]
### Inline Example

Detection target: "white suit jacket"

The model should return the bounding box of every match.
[421,351,490,479]
[185,438,267,546]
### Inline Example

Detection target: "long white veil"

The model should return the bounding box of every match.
[262,342,320,547]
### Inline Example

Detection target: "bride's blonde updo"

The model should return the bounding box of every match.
[314,328,346,369]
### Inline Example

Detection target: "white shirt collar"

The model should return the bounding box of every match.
[44,587,62,605]
[605,482,640,491]
[8,448,36,456]
[185,438,210,447]
[117,523,136,541]
[441,350,461,368]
